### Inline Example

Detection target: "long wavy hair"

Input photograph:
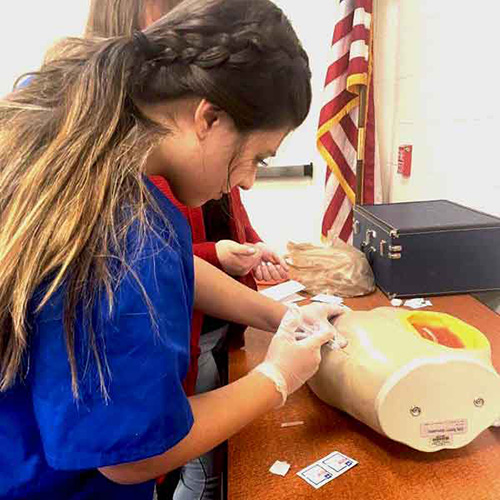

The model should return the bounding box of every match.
[0,0,311,397]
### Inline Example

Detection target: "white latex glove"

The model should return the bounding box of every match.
[253,304,341,406]
[292,302,348,349]
[251,242,289,282]
[215,240,262,276]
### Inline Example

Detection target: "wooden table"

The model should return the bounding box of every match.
[228,290,500,500]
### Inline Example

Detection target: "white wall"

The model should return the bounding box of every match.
[241,0,337,254]
[373,0,399,201]
[0,2,90,96]
[380,0,500,216]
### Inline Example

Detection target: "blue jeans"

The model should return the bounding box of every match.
[173,327,228,500]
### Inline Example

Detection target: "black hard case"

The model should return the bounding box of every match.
[353,200,500,298]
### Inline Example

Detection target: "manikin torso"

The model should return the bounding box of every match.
[308,307,500,452]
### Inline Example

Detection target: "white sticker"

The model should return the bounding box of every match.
[421,419,468,438]
[297,452,357,489]
[429,434,453,447]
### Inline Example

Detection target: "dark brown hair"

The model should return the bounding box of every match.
[137,0,312,130]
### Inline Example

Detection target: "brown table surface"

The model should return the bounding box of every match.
[228,290,500,500]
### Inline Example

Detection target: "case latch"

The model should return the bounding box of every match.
[388,244,402,260]
[381,241,403,259]
[363,229,377,247]
[388,252,402,260]
[379,240,387,256]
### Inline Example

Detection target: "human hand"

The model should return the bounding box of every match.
[253,304,340,405]
[215,240,261,276]
[293,302,347,342]
[251,242,289,282]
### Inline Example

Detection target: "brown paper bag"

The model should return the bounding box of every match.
[285,236,375,297]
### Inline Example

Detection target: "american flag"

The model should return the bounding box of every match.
[318,0,382,243]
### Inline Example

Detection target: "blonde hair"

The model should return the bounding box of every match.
[85,0,184,37]
[0,37,166,398]
[0,0,186,401]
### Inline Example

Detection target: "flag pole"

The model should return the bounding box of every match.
[355,84,367,205]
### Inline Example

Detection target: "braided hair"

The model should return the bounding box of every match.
[129,0,312,131]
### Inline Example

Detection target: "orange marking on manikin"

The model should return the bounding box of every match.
[414,324,465,349]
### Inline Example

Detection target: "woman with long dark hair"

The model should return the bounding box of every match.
[0,1,340,498]
[85,1,291,497]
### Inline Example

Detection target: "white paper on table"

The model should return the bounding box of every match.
[281,420,304,428]
[311,294,344,306]
[282,293,305,305]
[269,460,291,477]
[259,280,306,301]
[404,298,433,309]
[297,451,357,489]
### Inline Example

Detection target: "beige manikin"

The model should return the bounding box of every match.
[308,307,500,452]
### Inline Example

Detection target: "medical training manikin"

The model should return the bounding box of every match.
[308,307,500,452]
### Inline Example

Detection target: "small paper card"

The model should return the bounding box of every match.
[311,294,344,305]
[259,280,306,302]
[269,460,291,477]
[282,293,305,305]
[297,451,357,489]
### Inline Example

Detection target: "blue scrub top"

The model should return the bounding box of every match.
[0,179,195,499]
